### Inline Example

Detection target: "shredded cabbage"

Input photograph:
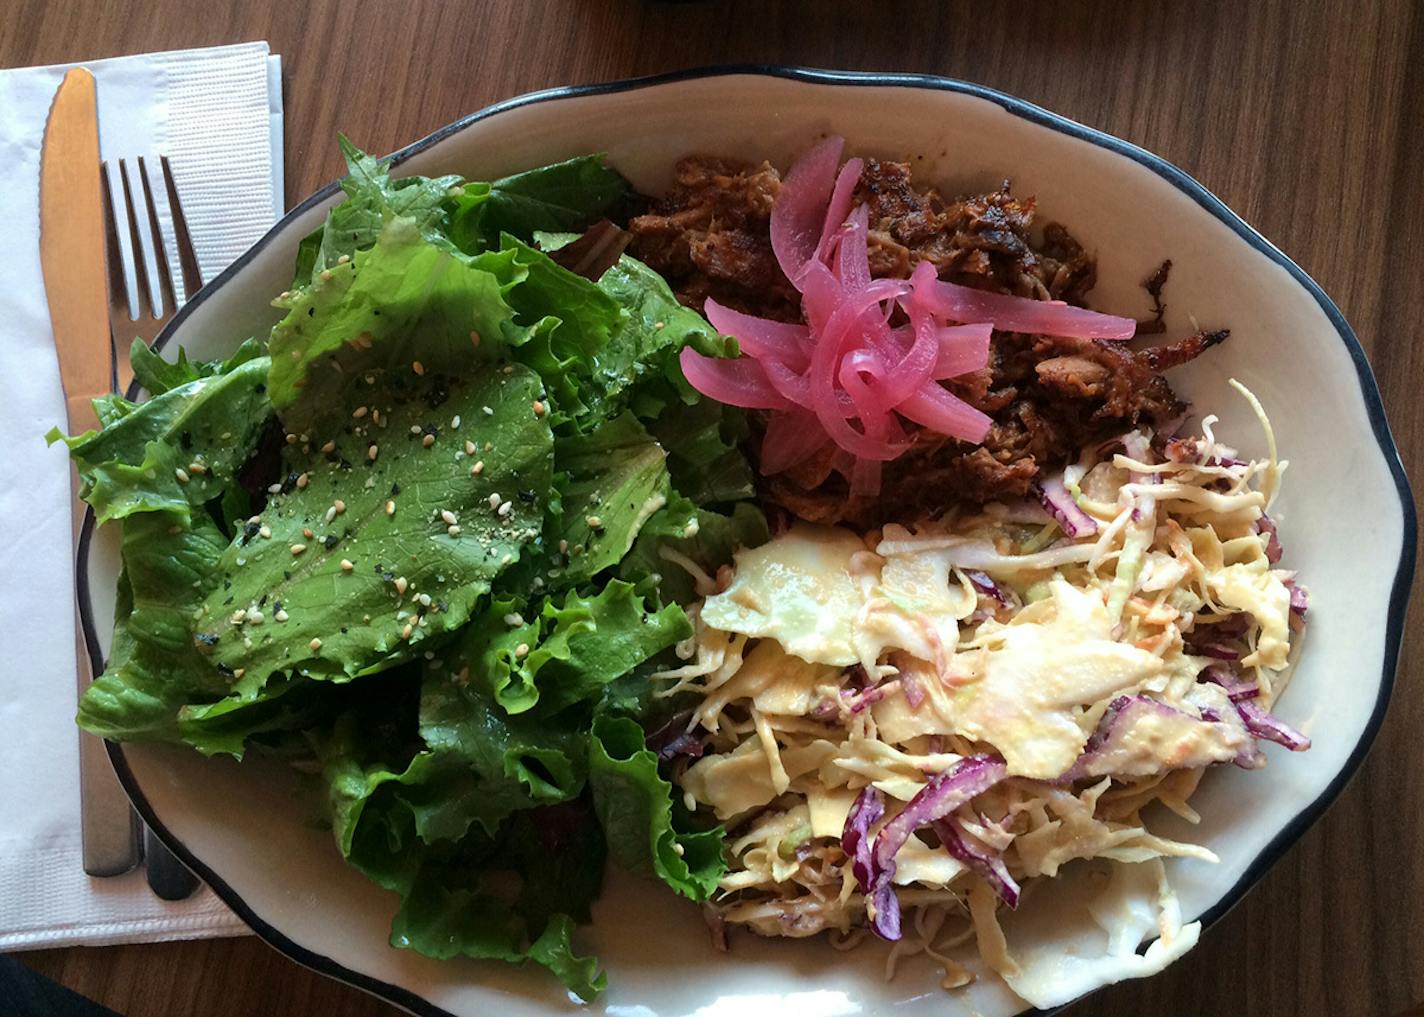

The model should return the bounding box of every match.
[661,383,1310,999]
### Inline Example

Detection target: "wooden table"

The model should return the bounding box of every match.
[5,2,1422,1014]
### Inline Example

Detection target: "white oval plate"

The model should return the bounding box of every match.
[78,68,1415,1017]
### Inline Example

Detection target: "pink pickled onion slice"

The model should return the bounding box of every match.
[677,347,794,410]
[913,267,1136,340]
[835,203,873,295]
[934,324,993,379]
[770,135,844,286]
[898,381,993,443]
[816,158,865,267]
[704,298,811,371]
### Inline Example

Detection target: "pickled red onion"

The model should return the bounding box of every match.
[681,134,1134,495]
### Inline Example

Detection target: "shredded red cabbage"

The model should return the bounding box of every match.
[1035,474,1098,537]
[841,786,884,891]
[865,756,1006,940]
[932,816,1021,910]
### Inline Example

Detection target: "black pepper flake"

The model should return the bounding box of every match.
[195,632,219,647]
[217,663,236,678]
[223,578,232,590]
[390,482,401,496]
[283,570,293,580]
[339,626,349,634]
[436,600,448,613]
[223,596,234,605]
[323,535,340,550]
[258,594,268,607]
[517,489,535,503]
[338,458,353,471]
[241,521,260,544]
[273,601,283,613]
[255,383,266,394]
[179,430,193,451]
[307,307,315,317]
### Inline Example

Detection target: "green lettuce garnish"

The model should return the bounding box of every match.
[56,139,764,998]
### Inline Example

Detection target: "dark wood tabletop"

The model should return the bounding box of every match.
[5,2,1422,1015]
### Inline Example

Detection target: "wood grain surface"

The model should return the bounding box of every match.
[4,2,1421,1015]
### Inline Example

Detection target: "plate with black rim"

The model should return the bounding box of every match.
[78,67,1414,1017]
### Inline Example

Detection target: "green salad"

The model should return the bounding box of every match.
[53,140,766,999]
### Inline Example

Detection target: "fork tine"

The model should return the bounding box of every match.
[117,160,156,320]
[161,156,203,298]
[136,156,178,321]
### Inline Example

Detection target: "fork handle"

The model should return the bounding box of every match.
[68,399,141,877]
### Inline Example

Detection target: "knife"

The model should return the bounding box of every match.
[41,67,141,877]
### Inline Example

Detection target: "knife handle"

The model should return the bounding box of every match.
[69,438,140,878]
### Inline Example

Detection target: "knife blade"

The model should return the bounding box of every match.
[41,67,140,877]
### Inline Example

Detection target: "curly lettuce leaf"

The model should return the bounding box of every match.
[267,221,526,432]
[76,512,233,742]
[198,364,552,691]
[295,135,463,283]
[450,580,689,717]
[588,713,725,900]
[49,356,272,524]
[130,336,266,396]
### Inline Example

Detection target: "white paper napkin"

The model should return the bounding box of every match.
[0,41,283,950]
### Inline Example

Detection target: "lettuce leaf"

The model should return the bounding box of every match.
[76,512,233,742]
[198,363,552,691]
[588,713,725,900]
[48,356,272,525]
[449,580,689,717]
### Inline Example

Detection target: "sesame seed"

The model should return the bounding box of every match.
[275,608,289,622]
[532,400,545,416]
[340,559,354,571]
[368,444,379,461]
[484,441,493,451]
[402,623,414,640]
[558,539,568,553]
[441,510,458,525]
[464,440,476,456]
[514,643,530,658]
[299,433,310,443]
[410,424,423,435]
[654,320,666,330]
[586,515,603,528]
[334,499,346,514]
[450,415,461,429]
[469,330,481,347]
[321,440,336,454]
[174,468,190,484]
[247,609,264,625]
[412,361,425,376]
[482,406,494,416]
[353,406,368,419]
[309,638,323,650]
[417,593,432,607]
[373,409,383,426]
[498,501,513,517]
[267,483,282,495]
[503,612,524,627]
[285,433,298,445]
[230,610,246,625]
[233,668,245,678]
[422,433,435,448]
[319,269,333,282]
[303,528,314,539]
[259,525,271,539]
[385,500,396,516]
[447,524,461,537]
[325,506,337,523]
[290,544,307,556]
[336,254,350,265]
[488,493,502,510]
[188,461,207,475]
[395,577,408,595]
[296,472,310,489]
[471,460,485,476]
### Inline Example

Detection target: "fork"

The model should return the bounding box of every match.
[104,155,202,394]
[101,154,203,901]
